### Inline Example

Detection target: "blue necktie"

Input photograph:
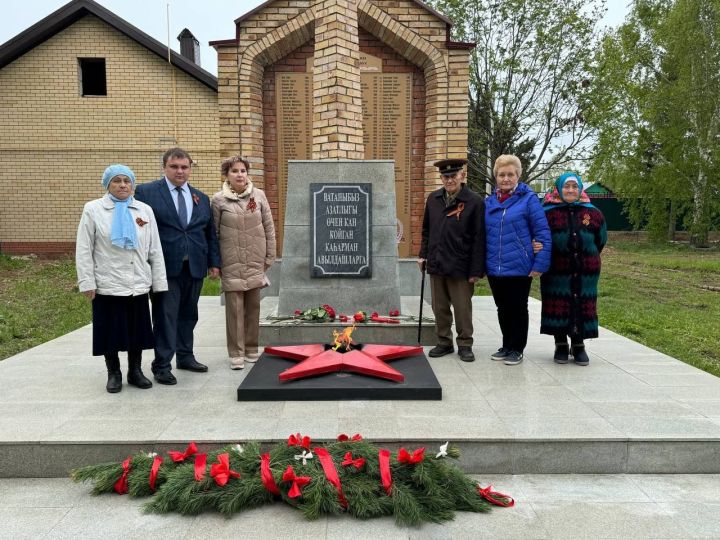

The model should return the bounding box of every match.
[175,186,188,227]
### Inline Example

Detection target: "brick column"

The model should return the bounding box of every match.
[312,0,364,159]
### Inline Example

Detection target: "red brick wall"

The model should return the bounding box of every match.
[1,242,76,256]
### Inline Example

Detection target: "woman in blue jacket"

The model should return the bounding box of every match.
[485,155,551,365]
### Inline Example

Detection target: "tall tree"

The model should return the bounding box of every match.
[431,0,604,192]
[588,0,720,245]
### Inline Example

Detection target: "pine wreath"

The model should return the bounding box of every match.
[71,433,513,526]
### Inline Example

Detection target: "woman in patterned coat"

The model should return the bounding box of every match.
[540,172,607,366]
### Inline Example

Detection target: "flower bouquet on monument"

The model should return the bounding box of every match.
[71,434,513,525]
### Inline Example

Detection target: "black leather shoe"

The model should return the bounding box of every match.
[428,344,454,357]
[177,359,208,373]
[106,370,122,393]
[458,346,475,362]
[153,371,177,385]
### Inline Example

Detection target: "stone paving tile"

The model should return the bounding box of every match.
[47,504,195,540]
[486,397,602,419]
[159,416,279,441]
[677,400,720,417]
[604,416,720,439]
[588,400,703,419]
[0,478,83,508]
[46,417,170,442]
[407,505,549,540]
[184,504,326,540]
[659,502,720,538]
[500,416,625,440]
[530,502,686,539]
[0,507,70,539]
[630,372,720,387]
[514,474,651,503]
[628,474,720,502]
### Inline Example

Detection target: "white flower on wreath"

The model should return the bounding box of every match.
[233,444,244,455]
[436,441,449,459]
[147,452,158,458]
[294,450,313,465]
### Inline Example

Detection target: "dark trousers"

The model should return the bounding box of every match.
[430,275,475,347]
[151,262,204,373]
[488,276,533,353]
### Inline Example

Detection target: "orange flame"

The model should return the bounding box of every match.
[332,324,356,351]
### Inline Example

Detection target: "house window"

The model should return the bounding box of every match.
[78,58,106,96]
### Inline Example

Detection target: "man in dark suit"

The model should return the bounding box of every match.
[135,147,221,385]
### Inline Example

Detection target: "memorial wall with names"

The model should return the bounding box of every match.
[275,51,413,258]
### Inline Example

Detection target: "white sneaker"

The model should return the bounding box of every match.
[245,351,261,363]
[230,357,245,370]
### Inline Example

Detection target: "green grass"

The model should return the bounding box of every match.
[2,237,719,377]
[0,255,90,360]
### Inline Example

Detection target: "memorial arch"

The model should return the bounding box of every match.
[211,0,473,256]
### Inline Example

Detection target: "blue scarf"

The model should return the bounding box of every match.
[109,195,138,250]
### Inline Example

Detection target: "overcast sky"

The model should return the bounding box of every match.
[1,0,632,76]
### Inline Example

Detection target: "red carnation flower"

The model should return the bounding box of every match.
[322,304,336,319]
[294,309,302,316]
[339,314,348,323]
[389,309,400,317]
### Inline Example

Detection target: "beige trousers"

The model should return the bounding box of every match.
[224,288,261,358]
[430,275,475,348]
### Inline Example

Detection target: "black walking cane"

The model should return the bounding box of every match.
[418,261,426,344]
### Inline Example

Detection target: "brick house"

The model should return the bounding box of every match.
[0,0,218,255]
[0,0,472,257]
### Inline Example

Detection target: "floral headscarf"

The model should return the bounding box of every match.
[543,172,594,211]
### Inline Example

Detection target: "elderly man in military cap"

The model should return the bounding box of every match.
[418,158,486,362]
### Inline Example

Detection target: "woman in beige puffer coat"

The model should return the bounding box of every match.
[211,156,276,370]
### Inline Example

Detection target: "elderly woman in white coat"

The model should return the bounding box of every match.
[212,156,276,370]
[76,164,168,393]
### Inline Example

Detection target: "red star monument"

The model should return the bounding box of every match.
[263,344,424,382]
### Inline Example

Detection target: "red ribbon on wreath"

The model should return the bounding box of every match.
[193,453,207,481]
[282,465,311,498]
[168,441,198,463]
[397,447,425,464]
[341,451,366,470]
[210,453,241,487]
[287,432,312,450]
[314,447,348,508]
[260,453,281,496]
[379,449,392,496]
[113,456,131,494]
[149,455,163,491]
[477,485,515,507]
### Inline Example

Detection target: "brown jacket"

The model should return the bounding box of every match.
[211,181,276,292]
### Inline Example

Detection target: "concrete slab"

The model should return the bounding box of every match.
[5,475,720,539]
[2,297,720,477]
